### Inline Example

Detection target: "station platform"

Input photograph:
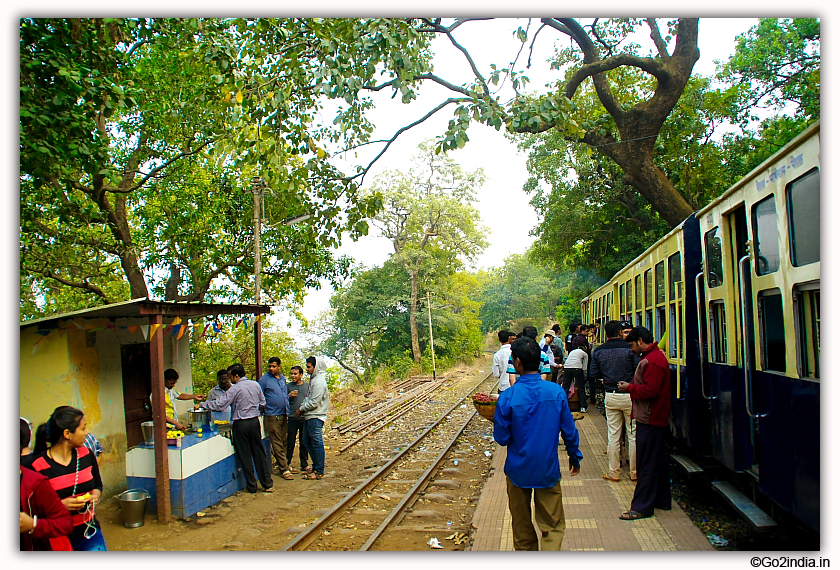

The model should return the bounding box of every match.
[470,407,714,551]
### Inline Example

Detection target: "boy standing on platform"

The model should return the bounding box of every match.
[494,337,583,551]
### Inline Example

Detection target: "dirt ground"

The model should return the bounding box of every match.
[98,356,498,551]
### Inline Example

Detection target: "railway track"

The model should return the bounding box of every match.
[281,371,497,551]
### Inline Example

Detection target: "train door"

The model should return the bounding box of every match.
[729,205,759,474]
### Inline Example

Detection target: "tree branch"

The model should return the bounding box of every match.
[646,18,670,60]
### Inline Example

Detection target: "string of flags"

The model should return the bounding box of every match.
[29,313,266,352]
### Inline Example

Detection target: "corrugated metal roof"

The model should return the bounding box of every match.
[20,297,271,329]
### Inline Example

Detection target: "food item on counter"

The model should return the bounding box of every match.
[214,420,230,425]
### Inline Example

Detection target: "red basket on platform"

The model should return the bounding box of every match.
[473,393,499,422]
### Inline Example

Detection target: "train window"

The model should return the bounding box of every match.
[752,196,781,275]
[709,301,727,363]
[626,280,633,313]
[644,269,653,308]
[635,274,643,309]
[668,253,682,299]
[656,308,666,344]
[705,227,724,288]
[619,283,626,315]
[655,261,666,304]
[669,274,684,359]
[758,289,786,373]
[787,168,820,267]
[645,310,652,332]
[636,312,642,327]
[794,284,820,379]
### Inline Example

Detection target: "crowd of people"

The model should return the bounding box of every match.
[491,320,671,550]
[20,354,331,551]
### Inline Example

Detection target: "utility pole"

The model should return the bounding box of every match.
[426,290,436,381]
[252,176,264,380]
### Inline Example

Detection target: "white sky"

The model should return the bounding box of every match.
[284,18,762,342]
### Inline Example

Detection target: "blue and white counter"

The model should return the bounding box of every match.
[125,420,269,519]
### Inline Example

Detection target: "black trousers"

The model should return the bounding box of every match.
[286,415,309,469]
[630,422,671,515]
[232,417,273,492]
[563,369,593,407]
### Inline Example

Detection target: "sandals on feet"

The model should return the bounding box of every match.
[303,472,322,480]
[619,510,651,521]
[282,471,294,480]
[602,474,621,482]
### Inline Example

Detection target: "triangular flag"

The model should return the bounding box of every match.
[177,324,187,340]
[105,322,116,329]
[150,324,161,339]
[200,324,210,338]
[171,324,181,337]
[212,322,221,333]
[235,318,243,329]
[128,325,138,334]
[35,329,51,336]
[140,325,149,340]
[172,316,182,325]
[244,317,249,330]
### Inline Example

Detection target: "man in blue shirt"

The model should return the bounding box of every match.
[258,357,293,480]
[494,336,583,551]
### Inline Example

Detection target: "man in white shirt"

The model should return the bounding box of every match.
[493,330,513,392]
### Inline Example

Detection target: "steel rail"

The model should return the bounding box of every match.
[336,378,447,433]
[345,378,447,433]
[281,372,494,551]
[339,378,453,453]
[359,391,492,550]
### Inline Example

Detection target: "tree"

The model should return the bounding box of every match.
[479,253,572,333]
[367,143,488,364]
[348,18,701,228]
[19,18,405,318]
[190,321,299,395]
[717,18,819,122]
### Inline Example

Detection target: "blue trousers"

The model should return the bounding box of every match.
[70,527,107,551]
[303,418,325,475]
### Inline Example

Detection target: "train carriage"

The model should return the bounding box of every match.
[581,121,819,532]
[694,121,820,531]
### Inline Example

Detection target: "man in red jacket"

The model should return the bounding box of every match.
[617,326,671,520]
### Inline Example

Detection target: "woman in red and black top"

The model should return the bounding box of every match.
[31,406,107,551]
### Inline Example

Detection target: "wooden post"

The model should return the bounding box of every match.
[149,313,172,523]
[255,315,263,380]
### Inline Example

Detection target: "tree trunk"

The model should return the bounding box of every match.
[409,268,422,364]
[614,148,695,228]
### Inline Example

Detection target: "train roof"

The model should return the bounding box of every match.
[694,120,820,219]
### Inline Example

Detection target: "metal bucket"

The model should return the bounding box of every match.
[141,421,154,445]
[119,489,150,528]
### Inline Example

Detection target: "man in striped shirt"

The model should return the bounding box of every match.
[507,326,553,386]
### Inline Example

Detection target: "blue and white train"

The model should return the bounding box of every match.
[581,121,820,532]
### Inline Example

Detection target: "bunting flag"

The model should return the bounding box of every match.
[177,324,187,340]
[71,320,88,330]
[140,325,149,340]
[150,324,161,339]
[88,326,106,332]
[200,324,210,339]
[212,322,221,333]
[171,324,181,337]
[235,318,243,329]
[244,317,249,330]
[128,325,138,334]
[105,322,116,329]
[35,329,51,337]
